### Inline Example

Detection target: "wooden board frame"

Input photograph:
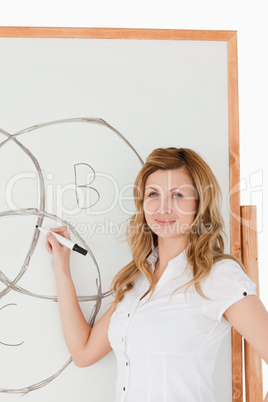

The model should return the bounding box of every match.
[241,206,263,402]
[0,27,243,401]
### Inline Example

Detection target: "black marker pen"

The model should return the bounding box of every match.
[36,225,88,256]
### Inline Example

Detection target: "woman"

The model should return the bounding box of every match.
[46,147,268,402]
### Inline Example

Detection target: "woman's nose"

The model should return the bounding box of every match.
[156,197,172,214]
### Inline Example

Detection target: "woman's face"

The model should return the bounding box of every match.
[143,168,198,240]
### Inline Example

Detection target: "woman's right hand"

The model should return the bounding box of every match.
[45,226,71,273]
[45,224,113,367]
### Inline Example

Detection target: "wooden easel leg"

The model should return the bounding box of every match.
[241,205,263,402]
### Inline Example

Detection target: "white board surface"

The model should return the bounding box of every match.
[0,37,231,401]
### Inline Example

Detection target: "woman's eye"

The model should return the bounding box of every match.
[148,192,158,198]
[173,193,182,199]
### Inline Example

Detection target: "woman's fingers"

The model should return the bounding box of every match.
[49,226,71,240]
[45,235,52,253]
[46,232,61,251]
[44,226,72,256]
[43,227,71,274]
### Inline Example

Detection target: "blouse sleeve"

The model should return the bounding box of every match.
[201,258,258,323]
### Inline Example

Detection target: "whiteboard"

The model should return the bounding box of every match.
[0,33,234,402]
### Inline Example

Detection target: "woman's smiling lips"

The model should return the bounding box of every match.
[155,219,176,226]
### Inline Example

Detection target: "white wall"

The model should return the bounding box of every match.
[0,0,267,399]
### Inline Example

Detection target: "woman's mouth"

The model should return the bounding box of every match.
[155,219,176,226]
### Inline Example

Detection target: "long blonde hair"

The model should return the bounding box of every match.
[110,147,244,310]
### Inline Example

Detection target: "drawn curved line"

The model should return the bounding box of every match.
[0,341,24,347]
[0,208,102,300]
[0,117,143,300]
[0,357,73,395]
[74,163,101,209]
[0,117,144,394]
[0,271,110,302]
[0,129,46,300]
[0,208,103,394]
[74,162,96,186]
[75,186,101,209]
[0,303,17,311]
[0,117,144,164]
[0,303,24,347]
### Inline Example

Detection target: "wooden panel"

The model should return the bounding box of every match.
[241,206,263,402]
[0,26,236,41]
[227,32,244,402]
[228,33,241,260]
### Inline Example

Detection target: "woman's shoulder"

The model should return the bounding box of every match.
[211,256,243,271]
[203,256,256,293]
[200,256,258,323]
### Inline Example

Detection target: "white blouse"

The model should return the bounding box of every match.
[108,246,257,402]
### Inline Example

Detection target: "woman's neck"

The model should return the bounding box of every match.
[156,235,187,272]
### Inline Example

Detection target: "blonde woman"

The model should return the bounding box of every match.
[46,147,268,402]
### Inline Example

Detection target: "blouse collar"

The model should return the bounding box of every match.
[147,245,189,273]
[136,245,190,298]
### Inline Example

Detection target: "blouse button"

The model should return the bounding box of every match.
[243,291,247,296]
[128,313,130,317]
[123,387,126,391]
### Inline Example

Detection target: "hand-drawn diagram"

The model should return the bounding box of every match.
[0,118,143,395]
[0,304,24,347]
[74,163,100,209]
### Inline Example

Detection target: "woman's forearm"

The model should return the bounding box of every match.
[54,266,91,363]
